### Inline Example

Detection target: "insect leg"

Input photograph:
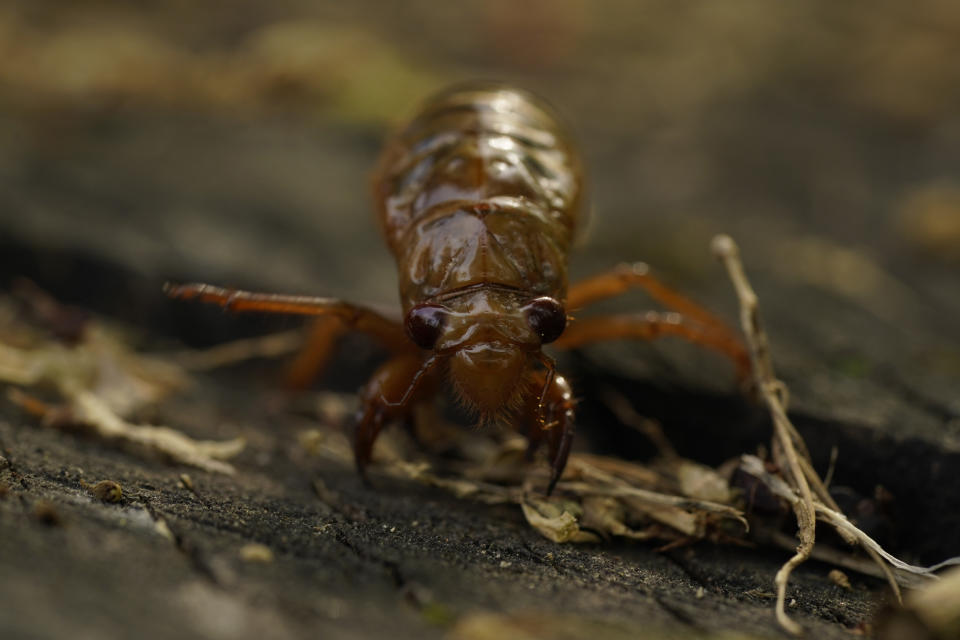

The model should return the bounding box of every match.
[165,282,408,351]
[565,264,748,377]
[567,262,734,329]
[353,353,439,482]
[553,311,750,378]
[522,370,576,495]
[284,316,348,389]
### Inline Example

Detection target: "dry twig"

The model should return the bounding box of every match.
[712,234,959,634]
[712,234,816,634]
[172,329,305,371]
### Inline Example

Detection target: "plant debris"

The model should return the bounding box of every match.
[0,292,245,474]
[300,418,747,546]
[712,234,959,634]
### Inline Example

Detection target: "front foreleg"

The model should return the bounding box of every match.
[353,353,440,482]
[522,370,576,495]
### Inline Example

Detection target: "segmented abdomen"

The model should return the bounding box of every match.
[373,84,583,309]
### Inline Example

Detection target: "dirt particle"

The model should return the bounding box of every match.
[33,500,62,526]
[829,569,852,590]
[154,518,176,543]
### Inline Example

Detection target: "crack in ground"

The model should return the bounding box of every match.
[139,497,231,586]
[662,549,715,592]
[329,525,406,589]
[651,593,704,630]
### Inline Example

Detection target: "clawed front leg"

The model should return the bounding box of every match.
[353,353,439,482]
[523,370,576,495]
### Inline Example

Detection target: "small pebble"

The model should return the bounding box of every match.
[88,480,123,503]
[179,474,194,491]
[154,519,176,543]
[239,543,274,563]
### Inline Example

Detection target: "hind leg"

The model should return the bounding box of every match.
[562,263,749,378]
[166,282,411,389]
[554,311,750,379]
[284,316,347,389]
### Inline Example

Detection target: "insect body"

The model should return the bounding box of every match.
[167,84,748,493]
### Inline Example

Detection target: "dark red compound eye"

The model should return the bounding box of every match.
[525,297,566,344]
[404,304,447,350]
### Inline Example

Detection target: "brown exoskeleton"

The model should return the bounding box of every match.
[166,84,748,493]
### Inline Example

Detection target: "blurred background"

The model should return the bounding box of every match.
[1,0,959,440]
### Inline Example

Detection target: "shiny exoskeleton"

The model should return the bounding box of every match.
[166,84,748,494]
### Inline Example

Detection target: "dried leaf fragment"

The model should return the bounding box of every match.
[71,390,245,474]
[673,459,732,504]
[521,497,599,543]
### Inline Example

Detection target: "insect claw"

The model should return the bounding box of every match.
[545,410,574,496]
[356,463,374,489]
[546,467,562,496]
[524,439,539,462]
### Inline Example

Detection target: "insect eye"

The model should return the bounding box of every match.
[404,304,447,350]
[525,297,566,344]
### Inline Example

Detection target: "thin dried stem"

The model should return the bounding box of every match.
[741,454,958,585]
[710,236,946,632]
[600,389,679,460]
[713,234,815,635]
[174,329,305,370]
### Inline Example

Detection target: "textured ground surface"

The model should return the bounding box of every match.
[2,1,959,638]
